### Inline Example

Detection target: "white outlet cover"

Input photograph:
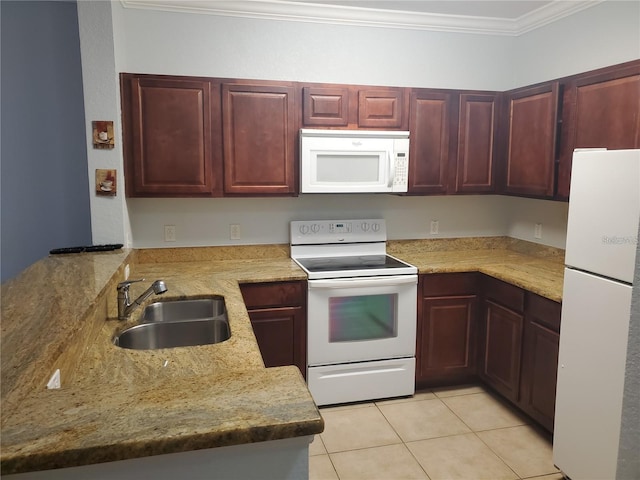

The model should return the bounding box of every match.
[164,225,177,242]
[47,369,61,389]
[534,223,543,239]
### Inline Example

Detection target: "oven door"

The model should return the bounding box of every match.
[307,274,417,366]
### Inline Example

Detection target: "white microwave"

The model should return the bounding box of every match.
[300,129,410,193]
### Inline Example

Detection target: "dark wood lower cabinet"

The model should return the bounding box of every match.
[416,274,560,433]
[240,281,307,378]
[416,273,478,387]
[519,293,561,432]
[481,299,524,403]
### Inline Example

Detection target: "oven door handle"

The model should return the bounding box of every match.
[308,275,417,289]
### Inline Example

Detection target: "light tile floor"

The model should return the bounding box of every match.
[309,384,566,480]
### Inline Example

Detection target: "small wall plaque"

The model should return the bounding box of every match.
[92,121,115,149]
[95,169,117,196]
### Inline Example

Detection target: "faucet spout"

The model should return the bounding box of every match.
[117,279,167,320]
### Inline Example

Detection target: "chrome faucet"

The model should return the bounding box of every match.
[117,279,167,319]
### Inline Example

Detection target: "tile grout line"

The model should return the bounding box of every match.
[430,390,523,479]
[313,387,557,480]
[437,391,555,480]
[374,393,434,480]
[430,392,522,480]
[471,430,523,479]
[313,430,341,479]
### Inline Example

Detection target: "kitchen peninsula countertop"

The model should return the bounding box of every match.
[0,246,320,475]
[0,237,564,475]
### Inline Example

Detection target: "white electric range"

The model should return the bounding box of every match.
[291,219,418,406]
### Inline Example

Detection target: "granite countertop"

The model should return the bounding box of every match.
[388,237,565,302]
[0,237,564,475]
[0,246,320,475]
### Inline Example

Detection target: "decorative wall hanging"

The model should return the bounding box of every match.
[95,169,117,196]
[92,121,115,149]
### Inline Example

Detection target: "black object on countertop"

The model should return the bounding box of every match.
[49,244,123,255]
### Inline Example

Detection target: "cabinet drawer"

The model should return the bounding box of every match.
[240,281,305,309]
[483,275,524,313]
[421,273,479,297]
[526,292,561,333]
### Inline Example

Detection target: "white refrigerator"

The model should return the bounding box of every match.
[553,149,640,480]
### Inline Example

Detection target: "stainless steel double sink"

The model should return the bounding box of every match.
[114,297,230,350]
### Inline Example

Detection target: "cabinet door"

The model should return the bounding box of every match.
[240,281,307,378]
[222,83,297,195]
[556,61,640,198]
[123,75,221,196]
[503,82,560,198]
[248,306,306,377]
[417,273,479,386]
[408,90,454,194]
[520,294,561,432]
[481,300,524,402]
[456,93,497,193]
[520,321,559,432]
[302,86,350,127]
[417,295,477,382]
[358,88,406,128]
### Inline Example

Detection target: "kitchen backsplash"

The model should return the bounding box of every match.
[128,194,568,250]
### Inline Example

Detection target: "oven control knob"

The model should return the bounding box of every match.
[299,225,310,235]
[311,223,320,233]
[361,222,370,231]
[372,223,380,232]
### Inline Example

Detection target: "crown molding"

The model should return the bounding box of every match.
[120,0,604,36]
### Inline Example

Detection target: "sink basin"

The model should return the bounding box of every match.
[141,297,226,323]
[114,297,231,350]
[114,317,231,350]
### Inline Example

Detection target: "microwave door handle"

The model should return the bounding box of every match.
[388,150,395,187]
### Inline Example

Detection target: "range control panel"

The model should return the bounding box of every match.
[290,219,387,245]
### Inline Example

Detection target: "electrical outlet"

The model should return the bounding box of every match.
[534,223,543,239]
[164,225,176,242]
[430,220,439,235]
[230,224,241,240]
[47,369,61,389]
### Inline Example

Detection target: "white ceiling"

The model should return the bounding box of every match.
[121,0,605,35]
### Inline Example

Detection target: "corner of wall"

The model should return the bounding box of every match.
[505,196,569,249]
[77,0,130,246]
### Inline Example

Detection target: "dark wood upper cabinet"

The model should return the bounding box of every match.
[556,60,640,199]
[222,82,298,195]
[502,82,561,198]
[121,60,636,199]
[408,90,455,194]
[455,93,497,193]
[300,84,407,129]
[302,86,350,127]
[358,88,406,128]
[122,74,222,197]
